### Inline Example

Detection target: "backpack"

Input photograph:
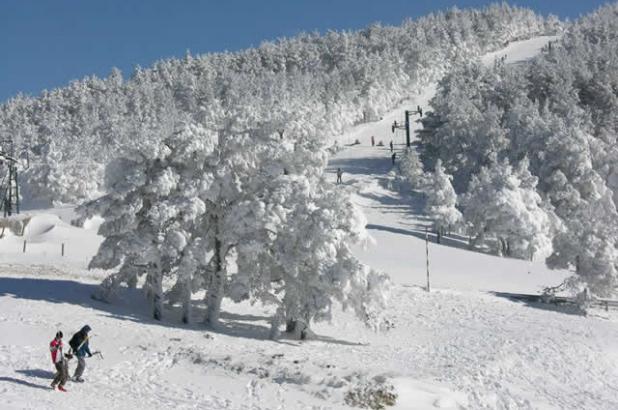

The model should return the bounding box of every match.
[68,333,81,352]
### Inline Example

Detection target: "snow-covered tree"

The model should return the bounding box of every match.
[548,187,618,297]
[80,121,389,337]
[230,173,390,338]
[422,159,461,242]
[399,147,425,190]
[77,126,215,321]
[462,159,553,259]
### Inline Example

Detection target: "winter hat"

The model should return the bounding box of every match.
[56,331,63,339]
[81,325,91,333]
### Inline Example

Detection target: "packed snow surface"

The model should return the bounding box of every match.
[1,36,617,410]
[480,35,560,66]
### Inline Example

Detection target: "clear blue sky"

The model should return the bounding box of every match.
[0,0,611,102]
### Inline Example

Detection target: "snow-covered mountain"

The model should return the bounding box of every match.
[0,4,558,205]
[2,29,617,410]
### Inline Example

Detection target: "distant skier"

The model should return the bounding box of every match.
[417,105,423,117]
[69,325,92,382]
[371,135,375,147]
[49,331,69,392]
[389,140,394,152]
[391,152,396,165]
[336,168,343,184]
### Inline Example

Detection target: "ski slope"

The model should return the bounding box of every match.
[481,35,560,66]
[328,35,568,294]
[1,36,618,410]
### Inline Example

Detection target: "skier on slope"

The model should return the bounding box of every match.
[371,135,375,146]
[389,140,394,152]
[68,325,92,382]
[336,167,343,184]
[49,331,69,392]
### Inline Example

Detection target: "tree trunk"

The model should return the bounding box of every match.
[205,226,224,328]
[152,264,163,321]
[496,238,502,256]
[92,272,123,303]
[127,274,138,289]
[181,278,192,324]
[269,307,284,340]
[285,308,314,340]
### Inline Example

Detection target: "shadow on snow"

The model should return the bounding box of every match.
[0,276,359,345]
[491,292,585,316]
[0,376,51,391]
[15,369,55,379]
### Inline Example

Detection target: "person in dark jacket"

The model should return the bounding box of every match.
[69,325,92,382]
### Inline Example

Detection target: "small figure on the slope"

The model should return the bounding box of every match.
[371,135,375,147]
[391,152,397,165]
[336,167,343,184]
[417,105,423,117]
[69,325,92,382]
[389,140,394,153]
[50,331,69,392]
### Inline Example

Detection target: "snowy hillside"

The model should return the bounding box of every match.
[2,34,618,410]
[328,36,568,294]
[0,4,558,205]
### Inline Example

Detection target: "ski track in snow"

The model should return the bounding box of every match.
[1,36,618,409]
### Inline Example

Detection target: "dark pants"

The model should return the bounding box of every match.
[74,356,86,379]
[51,360,68,387]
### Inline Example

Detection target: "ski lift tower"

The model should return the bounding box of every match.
[0,139,19,217]
[391,106,423,148]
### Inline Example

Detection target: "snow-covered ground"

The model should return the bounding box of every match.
[1,36,617,410]
[480,35,560,66]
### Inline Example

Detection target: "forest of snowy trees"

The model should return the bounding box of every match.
[0,4,574,334]
[0,4,557,204]
[412,3,618,296]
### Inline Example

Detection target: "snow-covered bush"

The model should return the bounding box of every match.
[344,376,397,410]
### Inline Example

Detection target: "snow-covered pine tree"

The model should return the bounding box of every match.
[462,159,553,259]
[81,119,389,334]
[399,147,425,190]
[422,159,461,242]
[231,171,390,339]
[547,185,618,297]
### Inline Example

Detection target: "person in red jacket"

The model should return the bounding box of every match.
[50,331,69,391]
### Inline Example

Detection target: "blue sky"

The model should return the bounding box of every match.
[0,0,611,102]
